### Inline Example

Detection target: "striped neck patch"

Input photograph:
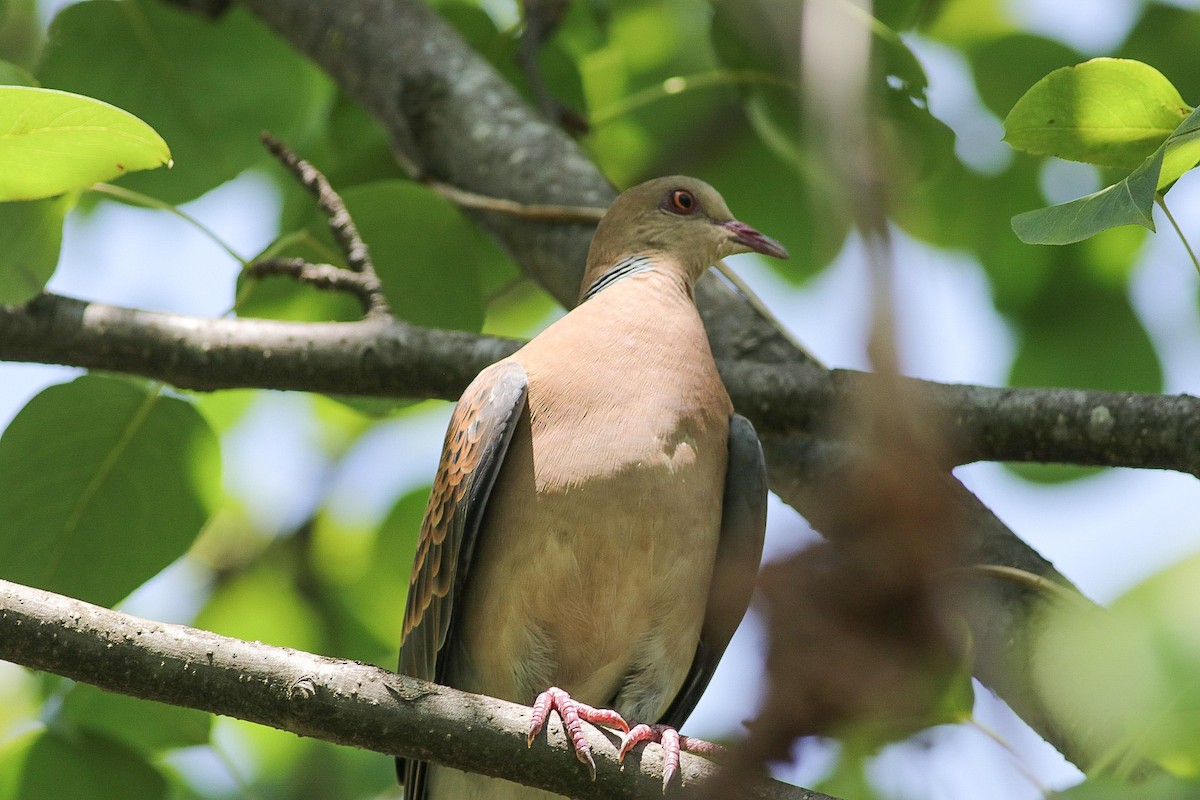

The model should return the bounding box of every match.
[582,255,655,301]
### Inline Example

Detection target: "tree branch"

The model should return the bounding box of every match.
[3,293,1197,475]
[0,577,832,800]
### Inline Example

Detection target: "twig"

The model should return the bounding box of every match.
[245,257,387,313]
[391,147,607,223]
[257,132,392,318]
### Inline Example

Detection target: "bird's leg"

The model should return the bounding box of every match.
[527,686,629,779]
[618,724,727,792]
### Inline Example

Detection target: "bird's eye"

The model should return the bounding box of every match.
[664,189,698,215]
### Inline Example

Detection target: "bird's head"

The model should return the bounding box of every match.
[581,175,789,301]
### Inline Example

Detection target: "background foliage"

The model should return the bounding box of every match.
[1,0,1199,798]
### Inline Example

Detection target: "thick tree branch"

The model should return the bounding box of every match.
[3,293,1197,476]
[0,578,831,800]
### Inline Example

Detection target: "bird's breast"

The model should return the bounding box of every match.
[449,278,732,718]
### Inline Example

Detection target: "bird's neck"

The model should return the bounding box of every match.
[578,253,693,305]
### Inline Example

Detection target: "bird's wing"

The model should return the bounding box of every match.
[659,413,767,729]
[396,360,528,797]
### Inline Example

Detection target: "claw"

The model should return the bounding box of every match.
[527,687,628,780]
[618,723,726,792]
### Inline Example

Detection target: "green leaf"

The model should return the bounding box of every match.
[0,193,73,303]
[1012,105,1200,245]
[244,181,491,335]
[0,86,170,201]
[0,375,220,606]
[1011,145,1162,245]
[38,0,331,204]
[58,682,212,753]
[0,728,167,800]
[334,181,488,332]
[1004,58,1190,170]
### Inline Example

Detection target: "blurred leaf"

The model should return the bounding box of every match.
[1008,269,1161,397]
[1119,4,1200,107]
[710,0,795,77]
[0,0,40,71]
[0,86,170,201]
[0,728,166,800]
[0,193,72,304]
[38,0,331,204]
[195,559,322,652]
[818,746,883,800]
[192,388,262,437]
[705,124,850,280]
[341,485,427,655]
[1034,550,1200,775]
[315,92,405,192]
[873,0,929,30]
[922,0,1013,46]
[58,682,212,753]
[0,375,220,606]
[339,181,487,332]
[1057,776,1200,799]
[970,33,1081,120]
[0,57,36,86]
[436,0,591,126]
[1004,59,1190,171]
[482,280,561,340]
[248,180,490,334]
[1007,260,1160,483]
[237,232,361,323]
[879,87,957,187]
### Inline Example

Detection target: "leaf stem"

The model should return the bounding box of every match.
[1156,194,1200,278]
[88,183,249,267]
[589,69,794,128]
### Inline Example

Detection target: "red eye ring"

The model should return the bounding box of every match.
[665,189,698,215]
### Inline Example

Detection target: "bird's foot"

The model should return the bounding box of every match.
[528,686,629,779]
[618,724,727,792]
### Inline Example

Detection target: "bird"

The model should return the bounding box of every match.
[397,175,788,799]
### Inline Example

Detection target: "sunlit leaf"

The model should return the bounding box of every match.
[0,86,170,201]
[1004,58,1190,170]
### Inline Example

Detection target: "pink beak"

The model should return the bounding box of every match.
[721,220,789,259]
